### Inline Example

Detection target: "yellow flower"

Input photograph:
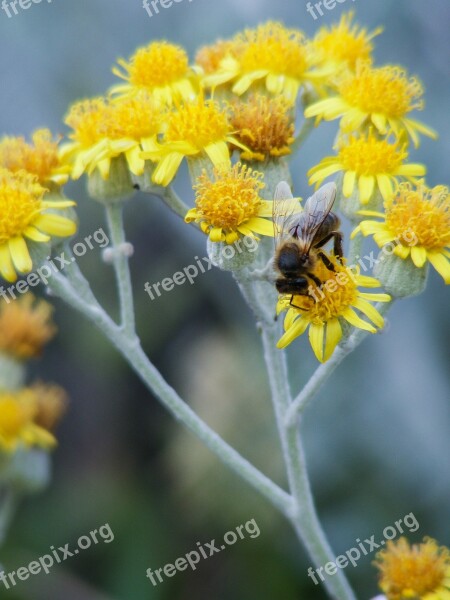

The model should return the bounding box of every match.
[0,389,56,452]
[313,12,382,71]
[63,94,162,179]
[0,169,76,283]
[354,182,450,283]
[185,163,274,244]
[30,381,68,432]
[143,97,243,187]
[228,94,295,162]
[375,537,450,600]
[277,257,390,362]
[308,131,426,204]
[111,41,198,106]
[203,22,330,101]
[305,62,437,147]
[0,129,70,187]
[195,40,237,75]
[0,293,56,360]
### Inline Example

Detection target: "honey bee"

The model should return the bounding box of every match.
[273,181,343,304]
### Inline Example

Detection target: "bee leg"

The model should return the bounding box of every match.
[289,295,309,311]
[307,272,322,287]
[316,231,345,264]
[318,251,337,272]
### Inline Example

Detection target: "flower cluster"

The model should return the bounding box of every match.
[0,294,67,452]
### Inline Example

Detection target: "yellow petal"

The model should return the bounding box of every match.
[244,217,274,237]
[34,214,77,237]
[0,243,17,282]
[342,307,376,333]
[308,322,325,362]
[343,170,356,198]
[23,226,51,243]
[427,251,450,284]
[358,175,375,204]
[359,292,391,302]
[309,163,342,187]
[323,318,342,362]
[353,298,385,328]
[376,174,394,202]
[371,113,387,133]
[8,236,32,273]
[277,317,309,349]
[410,245,428,268]
[152,152,185,186]
[204,141,231,168]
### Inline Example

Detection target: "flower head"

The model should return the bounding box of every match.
[229,95,295,162]
[305,63,437,147]
[144,97,243,187]
[313,12,382,71]
[355,182,450,283]
[195,40,237,75]
[277,257,390,362]
[0,129,70,187]
[0,389,56,452]
[0,168,76,282]
[203,22,330,101]
[308,131,426,204]
[111,41,198,105]
[63,94,162,179]
[185,163,274,244]
[29,381,68,432]
[375,537,450,600]
[0,294,56,360]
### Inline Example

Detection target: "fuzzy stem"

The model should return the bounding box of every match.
[0,487,16,547]
[47,270,293,519]
[104,203,136,339]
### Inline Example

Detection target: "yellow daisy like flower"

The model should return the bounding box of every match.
[0,129,70,187]
[305,62,437,147]
[313,12,382,71]
[30,381,68,432]
[185,163,274,244]
[276,257,390,362]
[0,293,56,360]
[63,94,162,179]
[228,94,295,162]
[144,97,244,187]
[203,21,330,101]
[111,41,198,106]
[0,389,56,452]
[354,182,450,283]
[308,131,426,204]
[375,537,450,600]
[195,39,237,75]
[0,169,76,282]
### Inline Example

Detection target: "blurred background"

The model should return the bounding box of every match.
[0,0,449,598]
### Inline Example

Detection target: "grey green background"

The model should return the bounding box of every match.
[0,0,449,598]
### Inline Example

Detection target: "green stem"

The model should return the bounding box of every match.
[291,117,315,154]
[286,302,393,425]
[47,270,293,519]
[236,276,356,600]
[0,487,16,547]
[347,231,364,268]
[104,203,136,339]
[160,187,191,219]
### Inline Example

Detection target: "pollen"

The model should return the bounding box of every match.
[193,163,264,229]
[0,130,61,185]
[0,293,56,360]
[339,63,424,118]
[236,22,308,79]
[314,12,381,70]
[229,95,295,161]
[65,98,109,148]
[165,98,230,148]
[121,42,189,88]
[339,132,406,175]
[385,182,450,249]
[0,168,45,244]
[196,40,236,74]
[375,537,450,600]
[293,259,358,323]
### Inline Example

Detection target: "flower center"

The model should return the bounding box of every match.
[237,22,308,79]
[127,42,189,88]
[0,130,60,184]
[339,133,406,175]
[230,95,295,160]
[65,98,109,147]
[0,397,31,438]
[292,259,358,323]
[196,40,236,74]
[386,183,450,249]
[377,539,449,599]
[166,99,230,149]
[193,163,264,229]
[0,169,44,244]
[339,64,424,118]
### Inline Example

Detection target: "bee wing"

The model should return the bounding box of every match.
[273,181,303,249]
[297,182,337,250]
